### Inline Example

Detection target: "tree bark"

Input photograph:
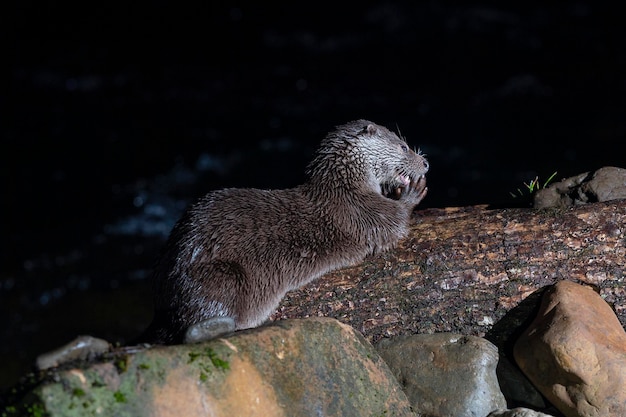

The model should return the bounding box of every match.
[273,200,626,345]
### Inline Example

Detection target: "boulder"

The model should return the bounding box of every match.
[6,317,414,417]
[514,280,626,417]
[376,333,506,417]
[534,166,626,208]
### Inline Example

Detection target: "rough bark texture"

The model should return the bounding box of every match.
[273,200,626,346]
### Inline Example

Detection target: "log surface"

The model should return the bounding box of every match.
[273,200,626,344]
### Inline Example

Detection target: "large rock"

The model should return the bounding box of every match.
[579,166,626,202]
[6,317,414,417]
[533,166,626,208]
[376,333,506,417]
[514,280,626,417]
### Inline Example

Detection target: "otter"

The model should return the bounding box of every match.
[141,120,429,344]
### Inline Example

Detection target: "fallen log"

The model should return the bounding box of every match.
[273,200,626,344]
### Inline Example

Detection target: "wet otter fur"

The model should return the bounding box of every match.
[141,120,429,344]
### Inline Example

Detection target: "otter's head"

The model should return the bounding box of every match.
[350,120,429,200]
[307,120,429,199]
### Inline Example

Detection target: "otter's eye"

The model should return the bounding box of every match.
[400,145,409,153]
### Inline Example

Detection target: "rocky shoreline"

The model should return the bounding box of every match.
[3,273,624,417]
[3,169,625,417]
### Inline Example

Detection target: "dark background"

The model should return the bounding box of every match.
[2,1,625,390]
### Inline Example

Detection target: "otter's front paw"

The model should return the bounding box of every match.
[400,175,428,206]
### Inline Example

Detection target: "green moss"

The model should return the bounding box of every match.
[0,402,48,417]
[114,356,129,373]
[26,404,46,417]
[90,380,106,388]
[72,388,86,398]
[188,346,230,382]
[187,351,201,363]
[2,348,181,417]
[113,391,127,403]
[207,348,230,371]
[0,405,17,417]
[4,406,17,413]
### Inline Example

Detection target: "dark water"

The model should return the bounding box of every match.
[2,2,625,389]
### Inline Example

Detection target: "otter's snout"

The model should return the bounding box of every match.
[414,152,429,175]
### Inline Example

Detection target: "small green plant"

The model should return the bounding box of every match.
[510,171,557,198]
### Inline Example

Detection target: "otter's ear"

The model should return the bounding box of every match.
[363,124,378,136]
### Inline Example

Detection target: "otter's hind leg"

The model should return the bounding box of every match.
[181,260,246,343]
[184,316,236,343]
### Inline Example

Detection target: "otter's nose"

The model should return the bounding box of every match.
[422,158,430,172]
